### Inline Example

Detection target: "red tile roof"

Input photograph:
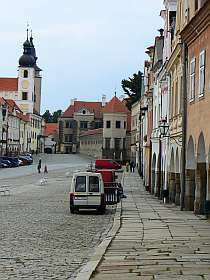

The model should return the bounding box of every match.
[45,123,58,136]
[74,101,102,118]
[80,128,103,137]
[61,101,103,119]
[0,78,18,91]
[103,96,128,114]
[61,104,74,118]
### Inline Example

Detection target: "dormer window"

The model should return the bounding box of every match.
[82,110,86,114]
[23,70,28,78]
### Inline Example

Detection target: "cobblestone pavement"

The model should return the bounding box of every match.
[92,171,210,280]
[0,155,116,280]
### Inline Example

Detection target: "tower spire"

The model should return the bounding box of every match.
[26,22,29,40]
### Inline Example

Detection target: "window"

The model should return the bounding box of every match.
[82,110,86,114]
[66,121,70,128]
[22,92,28,100]
[124,121,126,129]
[23,70,28,78]
[106,120,111,128]
[199,50,205,96]
[189,58,196,101]
[64,134,73,142]
[105,138,111,149]
[116,121,121,128]
[80,121,88,129]
[114,138,121,151]
[75,176,86,192]
[89,176,99,192]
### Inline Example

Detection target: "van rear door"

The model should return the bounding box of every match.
[74,176,88,206]
[87,175,101,206]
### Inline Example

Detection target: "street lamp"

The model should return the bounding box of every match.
[159,119,169,137]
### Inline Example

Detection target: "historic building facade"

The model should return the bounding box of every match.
[0,30,43,154]
[79,96,131,162]
[180,0,210,214]
[59,99,103,153]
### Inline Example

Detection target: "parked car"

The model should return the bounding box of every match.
[2,156,19,167]
[19,155,33,165]
[95,159,122,170]
[0,158,12,168]
[69,171,106,214]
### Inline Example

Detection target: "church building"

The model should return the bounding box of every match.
[0,30,43,154]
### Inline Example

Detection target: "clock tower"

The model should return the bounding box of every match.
[18,30,42,114]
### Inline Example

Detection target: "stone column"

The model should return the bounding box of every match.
[155,170,160,197]
[195,163,207,214]
[151,170,155,195]
[175,173,181,205]
[169,172,175,203]
[185,169,195,211]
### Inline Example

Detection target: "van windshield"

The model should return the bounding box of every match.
[75,176,86,192]
[89,176,99,192]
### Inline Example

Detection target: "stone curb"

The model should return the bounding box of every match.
[74,172,124,280]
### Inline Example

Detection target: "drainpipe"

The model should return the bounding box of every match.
[180,42,188,211]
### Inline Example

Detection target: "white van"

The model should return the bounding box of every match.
[69,172,106,214]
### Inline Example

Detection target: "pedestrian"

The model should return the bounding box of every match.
[126,161,129,172]
[132,162,136,172]
[37,159,41,174]
[44,165,48,174]
[130,161,133,172]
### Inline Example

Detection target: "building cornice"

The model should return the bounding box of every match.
[180,1,210,44]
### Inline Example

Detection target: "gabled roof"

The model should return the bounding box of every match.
[45,123,58,136]
[0,78,18,91]
[61,104,74,118]
[61,101,103,119]
[74,101,102,118]
[103,96,128,114]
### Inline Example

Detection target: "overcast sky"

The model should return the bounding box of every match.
[0,0,163,113]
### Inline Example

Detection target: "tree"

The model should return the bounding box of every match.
[42,110,52,123]
[42,109,62,123]
[52,110,62,123]
[121,71,143,110]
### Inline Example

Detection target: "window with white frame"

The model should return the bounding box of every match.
[189,58,195,101]
[199,50,205,96]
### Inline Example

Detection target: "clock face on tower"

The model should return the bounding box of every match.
[21,80,29,89]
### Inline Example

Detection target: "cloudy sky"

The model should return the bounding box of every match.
[0,0,163,113]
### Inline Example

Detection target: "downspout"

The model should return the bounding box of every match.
[180,42,188,211]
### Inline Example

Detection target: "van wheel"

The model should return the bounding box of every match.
[70,206,75,214]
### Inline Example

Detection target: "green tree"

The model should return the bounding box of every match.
[52,110,62,123]
[121,71,143,110]
[42,109,62,123]
[42,110,52,123]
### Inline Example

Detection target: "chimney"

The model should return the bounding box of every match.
[71,98,77,105]
[102,95,106,107]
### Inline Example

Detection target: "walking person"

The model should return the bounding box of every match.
[130,161,133,173]
[132,161,136,172]
[44,164,48,174]
[37,159,42,174]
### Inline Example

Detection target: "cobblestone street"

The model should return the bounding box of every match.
[0,155,116,280]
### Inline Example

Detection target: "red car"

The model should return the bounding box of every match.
[95,159,121,170]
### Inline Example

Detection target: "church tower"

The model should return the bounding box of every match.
[18,29,42,115]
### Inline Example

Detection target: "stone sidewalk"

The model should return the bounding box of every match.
[91,171,210,280]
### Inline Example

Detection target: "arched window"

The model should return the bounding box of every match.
[23,70,28,78]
